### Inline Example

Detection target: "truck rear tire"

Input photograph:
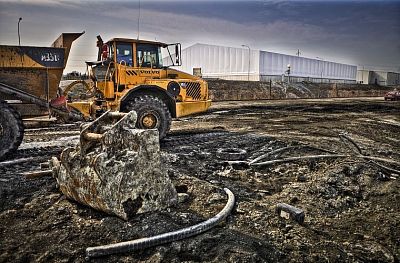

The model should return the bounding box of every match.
[0,101,24,160]
[124,95,171,139]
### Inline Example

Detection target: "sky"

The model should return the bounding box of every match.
[0,0,399,73]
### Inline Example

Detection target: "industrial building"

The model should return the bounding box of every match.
[357,70,400,86]
[170,43,357,83]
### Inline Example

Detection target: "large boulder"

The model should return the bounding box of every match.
[50,111,177,220]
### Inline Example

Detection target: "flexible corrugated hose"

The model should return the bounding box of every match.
[85,187,235,259]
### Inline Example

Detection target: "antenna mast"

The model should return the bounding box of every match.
[137,0,141,40]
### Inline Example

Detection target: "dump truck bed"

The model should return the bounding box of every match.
[0,32,84,117]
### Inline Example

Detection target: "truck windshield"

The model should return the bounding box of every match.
[137,44,163,68]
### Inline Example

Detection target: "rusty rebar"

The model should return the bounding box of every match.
[82,132,103,141]
[250,154,348,167]
[23,169,53,179]
[0,156,48,168]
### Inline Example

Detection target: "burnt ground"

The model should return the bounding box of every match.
[0,97,399,262]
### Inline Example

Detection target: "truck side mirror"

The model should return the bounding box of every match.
[175,44,180,64]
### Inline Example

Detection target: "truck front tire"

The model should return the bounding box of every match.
[124,95,171,139]
[0,101,24,160]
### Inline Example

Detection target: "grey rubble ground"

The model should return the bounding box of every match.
[1,98,399,262]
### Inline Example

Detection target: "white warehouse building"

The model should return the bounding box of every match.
[357,70,400,86]
[172,43,357,83]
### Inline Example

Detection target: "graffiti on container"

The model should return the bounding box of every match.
[19,46,65,67]
[41,52,60,62]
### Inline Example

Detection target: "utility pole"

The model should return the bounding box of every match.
[296,49,301,57]
[241,45,250,82]
[18,17,22,46]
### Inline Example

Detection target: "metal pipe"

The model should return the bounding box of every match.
[250,154,348,167]
[0,82,82,121]
[276,203,305,224]
[23,170,53,179]
[249,146,298,165]
[0,82,48,108]
[108,112,128,119]
[0,156,49,168]
[316,57,324,83]
[46,67,50,116]
[85,188,235,259]
[339,133,363,155]
[83,132,103,141]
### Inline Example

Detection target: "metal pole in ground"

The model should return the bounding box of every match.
[269,79,272,99]
[241,45,250,83]
[316,57,324,83]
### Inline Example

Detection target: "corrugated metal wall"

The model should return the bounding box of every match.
[387,72,400,85]
[259,51,357,80]
[357,70,371,84]
[177,43,260,81]
[173,43,357,82]
[356,70,400,85]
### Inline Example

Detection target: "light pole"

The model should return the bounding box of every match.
[241,44,250,82]
[286,64,291,84]
[18,17,22,46]
[316,56,324,83]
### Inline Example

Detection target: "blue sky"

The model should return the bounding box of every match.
[0,0,399,73]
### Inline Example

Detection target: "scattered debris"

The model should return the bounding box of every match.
[216,148,247,161]
[225,160,250,170]
[275,203,305,225]
[339,133,400,174]
[0,156,49,168]
[250,154,347,167]
[23,169,52,179]
[1,99,399,262]
[249,146,298,165]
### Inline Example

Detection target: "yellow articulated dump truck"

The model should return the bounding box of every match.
[67,36,212,138]
[0,32,84,160]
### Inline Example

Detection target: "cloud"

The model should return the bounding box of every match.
[0,0,398,72]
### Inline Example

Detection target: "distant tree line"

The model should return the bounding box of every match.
[62,71,89,80]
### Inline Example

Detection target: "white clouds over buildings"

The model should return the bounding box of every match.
[0,0,399,72]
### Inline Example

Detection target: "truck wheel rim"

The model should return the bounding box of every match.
[141,113,158,129]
